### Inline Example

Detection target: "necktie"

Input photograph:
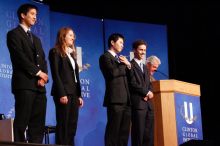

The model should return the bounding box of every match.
[115,55,120,63]
[27,30,33,43]
[140,62,144,72]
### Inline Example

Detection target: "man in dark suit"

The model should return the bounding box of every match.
[6,4,48,143]
[129,40,154,146]
[99,33,131,146]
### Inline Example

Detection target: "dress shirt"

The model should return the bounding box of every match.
[66,47,77,83]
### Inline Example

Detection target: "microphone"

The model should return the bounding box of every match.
[0,113,6,120]
[155,70,169,78]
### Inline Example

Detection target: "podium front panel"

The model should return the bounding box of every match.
[174,93,203,145]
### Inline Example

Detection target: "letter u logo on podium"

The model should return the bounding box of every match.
[183,101,194,124]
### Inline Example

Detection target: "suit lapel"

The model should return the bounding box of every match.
[17,26,35,50]
[66,55,74,70]
[131,60,144,83]
[132,59,143,74]
[106,51,120,63]
[66,54,79,72]
[143,65,148,83]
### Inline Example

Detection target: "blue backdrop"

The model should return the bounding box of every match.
[104,19,169,80]
[0,0,168,146]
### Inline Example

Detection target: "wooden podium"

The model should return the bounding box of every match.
[152,80,201,146]
[0,119,14,142]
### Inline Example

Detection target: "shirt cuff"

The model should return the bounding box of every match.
[36,70,41,76]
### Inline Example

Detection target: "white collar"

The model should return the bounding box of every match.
[20,24,30,33]
[108,50,117,57]
[66,47,74,54]
[134,58,143,65]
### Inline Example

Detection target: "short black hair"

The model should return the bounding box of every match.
[17,3,38,23]
[108,33,124,48]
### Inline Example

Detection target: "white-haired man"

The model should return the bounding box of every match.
[146,55,161,81]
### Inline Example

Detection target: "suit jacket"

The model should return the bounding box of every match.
[49,48,81,98]
[99,51,130,107]
[7,25,48,93]
[129,59,153,110]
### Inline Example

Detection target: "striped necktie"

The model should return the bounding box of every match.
[115,55,120,63]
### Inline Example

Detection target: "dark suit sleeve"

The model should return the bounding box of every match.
[128,67,150,96]
[7,31,40,76]
[49,49,66,97]
[36,37,48,74]
[99,54,126,79]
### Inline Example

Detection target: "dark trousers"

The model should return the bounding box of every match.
[13,90,47,143]
[54,95,79,146]
[131,108,154,146]
[105,105,131,146]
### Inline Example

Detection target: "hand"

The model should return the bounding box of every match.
[78,97,84,108]
[60,96,68,104]
[38,78,46,87]
[38,71,48,83]
[119,55,131,68]
[147,91,154,99]
[143,96,148,101]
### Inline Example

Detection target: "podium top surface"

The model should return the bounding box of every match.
[152,79,201,96]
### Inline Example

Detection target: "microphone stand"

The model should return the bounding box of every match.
[155,70,169,78]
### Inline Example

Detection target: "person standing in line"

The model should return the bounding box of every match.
[6,3,48,143]
[128,40,154,146]
[146,55,161,82]
[99,33,132,146]
[49,27,83,146]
